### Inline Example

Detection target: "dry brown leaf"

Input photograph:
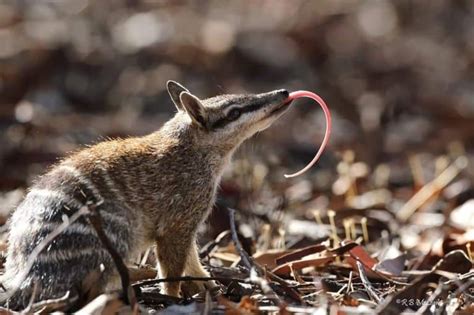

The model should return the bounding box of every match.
[252,249,292,269]
[272,255,336,276]
[275,244,327,266]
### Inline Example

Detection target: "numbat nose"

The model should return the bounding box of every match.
[262,89,289,100]
[276,89,289,98]
[274,89,290,98]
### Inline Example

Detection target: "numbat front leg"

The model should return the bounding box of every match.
[155,234,191,297]
[184,242,217,292]
[1,80,292,311]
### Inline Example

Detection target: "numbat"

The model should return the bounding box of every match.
[1,81,291,310]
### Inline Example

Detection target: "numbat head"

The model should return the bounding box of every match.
[167,81,290,152]
[1,81,290,311]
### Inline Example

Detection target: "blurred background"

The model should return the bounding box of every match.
[1,0,474,238]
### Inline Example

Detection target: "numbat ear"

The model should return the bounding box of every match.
[179,92,207,128]
[167,80,189,111]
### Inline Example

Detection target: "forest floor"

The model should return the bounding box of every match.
[0,1,473,314]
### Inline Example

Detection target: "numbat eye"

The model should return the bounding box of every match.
[227,108,241,121]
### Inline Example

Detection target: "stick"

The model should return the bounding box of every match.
[87,204,136,308]
[199,230,232,259]
[30,291,74,313]
[228,208,303,303]
[228,208,253,270]
[356,261,381,303]
[133,276,250,288]
[21,281,38,313]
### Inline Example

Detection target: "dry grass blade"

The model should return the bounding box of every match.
[397,156,468,222]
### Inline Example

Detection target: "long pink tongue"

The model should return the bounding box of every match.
[284,91,332,178]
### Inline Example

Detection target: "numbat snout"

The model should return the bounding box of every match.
[1,81,290,310]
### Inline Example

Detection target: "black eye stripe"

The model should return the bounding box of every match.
[212,117,230,129]
[211,99,270,130]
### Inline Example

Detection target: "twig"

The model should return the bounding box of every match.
[415,270,473,314]
[0,206,90,303]
[356,261,382,304]
[133,276,250,288]
[228,208,303,303]
[21,281,38,313]
[415,281,444,314]
[136,291,183,305]
[249,268,281,304]
[263,267,304,303]
[347,271,353,294]
[335,284,348,298]
[454,278,474,296]
[199,230,232,259]
[228,208,253,270]
[29,291,73,313]
[87,204,136,308]
[444,271,474,284]
[139,246,153,268]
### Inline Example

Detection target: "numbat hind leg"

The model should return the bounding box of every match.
[184,242,218,293]
[155,235,190,297]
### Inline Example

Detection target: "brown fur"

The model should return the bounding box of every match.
[2,81,290,308]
